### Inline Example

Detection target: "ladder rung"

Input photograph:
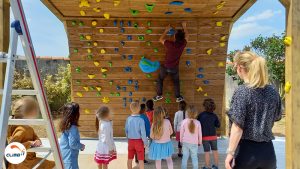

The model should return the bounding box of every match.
[8,119,46,125]
[0,52,26,62]
[0,89,38,95]
[27,147,52,153]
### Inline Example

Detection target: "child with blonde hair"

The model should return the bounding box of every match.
[94,106,117,169]
[180,105,202,169]
[7,97,55,169]
[149,106,174,169]
[59,102,85,169]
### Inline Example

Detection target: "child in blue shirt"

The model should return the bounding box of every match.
[59,102,85,169]
[125,101,147,169]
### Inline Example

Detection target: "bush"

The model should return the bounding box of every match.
[13,64,71,112]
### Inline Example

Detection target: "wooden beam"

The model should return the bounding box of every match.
[232,0,257,22]
[41,0,64,21]
[280,0,290,8]
[0,0,10,108]
[285,0,300,168]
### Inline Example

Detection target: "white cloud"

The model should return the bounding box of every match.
[230,22,274,39]
[241,9,282,23]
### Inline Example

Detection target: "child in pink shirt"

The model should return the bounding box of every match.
[148,106,174,169]
[180,105,202,169]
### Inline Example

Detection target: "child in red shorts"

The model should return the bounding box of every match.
[125,101,148,169]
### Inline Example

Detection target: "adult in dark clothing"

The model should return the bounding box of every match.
[198,98,220,169]
[153,22,188,103]
[225,51,282,169]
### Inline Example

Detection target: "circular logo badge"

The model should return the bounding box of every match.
[4,142,27,164]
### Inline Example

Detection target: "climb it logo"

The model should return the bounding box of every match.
[4,142,27,164]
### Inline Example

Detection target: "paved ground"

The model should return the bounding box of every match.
[40,137,285,169]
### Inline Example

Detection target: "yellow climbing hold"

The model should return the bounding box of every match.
[96,86,102,91]
[102,97,110,103]
[216,1,226,10]
[85,35,92,40]
[94,61,100,67]
[76,92,83,97]
[216,21,223,27]
[100,49,106,54]
[87,48,92,53]
[93,42,98,46]
[84,109,91,114]
[80,10,86,16]
[113,0,121,6]
[93,7,101,12]
[207,49,213,55]
[284,36,292,46]
[220,42,226,47]
[218,62,225,67]
[196,86,203,92]
[101,68,108,73]
[83,86,89,91]
[96,0,101,2]
[103,13,110,19]
[79,0,90,8]
[204,93,208,97]
[213,11,219,15]
[284,81,291,93]
[220,35,227,41]
[92,20,97,26]
[99,28,104,33]
[88,74,96,79]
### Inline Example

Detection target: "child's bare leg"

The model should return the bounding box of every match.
[98,164,103,169]
[204,152,210,167]
[138,160,144,169]
[212,150,219,166]
[166,157,174,169]
[155,160,162,169]
[103,164,108,169]
[127,159,133,169]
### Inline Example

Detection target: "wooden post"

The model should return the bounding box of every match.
[0,0,10,108]
[284,0,300,168]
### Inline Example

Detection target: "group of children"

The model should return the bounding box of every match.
[6,97,220,169]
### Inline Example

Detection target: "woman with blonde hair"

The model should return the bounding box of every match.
[148,106,174,169]
[225,51,282,169]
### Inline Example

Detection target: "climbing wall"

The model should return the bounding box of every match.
[68,17,230,137]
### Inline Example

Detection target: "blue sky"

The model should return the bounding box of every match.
[13,0,285,56]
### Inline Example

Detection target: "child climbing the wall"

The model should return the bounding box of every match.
[94,106,117,169]
[59,102,85,169]
[145,99,154,126]
[149,106,174,169]
[180,105,202,169]
[7,97,55,169]
[173,101,187,157]
[135,104,150,164]
[125,101,147,169]
[197,98,220,169]
[153,22,188,103]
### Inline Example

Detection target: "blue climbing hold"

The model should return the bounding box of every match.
[122,55,126,59]
[129,98,133,102]
[127,35,132,40]
[184,8,192,13]
[186,48,192,54]
[127,21,132,27]
[169,1,184,6]
[128,55,133,60]
[115,48,119,52]
[129,92,133,96]
[139,58,160,73]
[128,79,133,85]
[123,97,127,101]
[167,28,175,35]
[113,20,117,27]
[120,41,125,46]
[165,11,173,15]
[122,86,127,91]
[134,85,139,91]
[120,20,124,27]
[116,85,121,90]
[120,28,125,33]
[123,102,127,108]
[134,80,138,85]
[142,97,146,102]
[203,80,209,85]
[124,67,132,72]
[186,60,191,67]
[198,67,204,72]
[197,74,204,79]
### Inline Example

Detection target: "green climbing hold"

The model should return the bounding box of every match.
[75,80,81,84]
[75,67,81,73]
[89,86,95,91]
[130,9,140,16]
[79,21,84,26]
[134,23,138,29]
[116,92,120,96]
[165,98,171,104]
[146,29,153,34]
[166,92,171,97]
[73,48,78,53]
[80,35,85,40]
[87,54,93,60]
[146,41,152,46]
[145,4,155,13]
[109,80,113,85]
[110,92,114,96]
[96,92,101,97]
[102,73,107,78]
[146,74,152,78]
[147,21,151,27]
[87,42,92,46]
[71,20,77,26]
[154,48,158,52]
[108,61,112,67]
[138,35,145,41]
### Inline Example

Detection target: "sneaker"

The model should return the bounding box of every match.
[144,160,149,164]
[178,153,183,158]
[176,96,184,102]
[212,165,218,169]
[153,95,163,101]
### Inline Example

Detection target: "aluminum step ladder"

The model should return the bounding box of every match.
[0,0,64,168]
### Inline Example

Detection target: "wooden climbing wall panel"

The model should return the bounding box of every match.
[68,18,230,137]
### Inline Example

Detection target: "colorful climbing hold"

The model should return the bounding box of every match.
[186,48,192,54]
[73,48,78,53]
[128,55,133,60]
[127,21,132,26]
[102,73,107,78]
[198,67,204,72]
[129,98,133,102]
[101,68,108,73]
[285,81,291,93]
[114,48,119,52]
[87,42,92,46]
[220,35,226,41]
[120,41,125,46]
[138,35,144,41]
[79,35,84,40]
[99,28,104,33]
[169,1,184,6]
[100,49,106,54]
[76,92,83,97]
[87,48,92,53]
[165,11,173,15]
[133,22,138,29]
[120,20,124,27]
[79,21,84,26]
[116,85,121,90]
[147,21,151,26]
[87,54,93,60]
[108,61,112,67]
[127,35,132,41]
[167,28,175,35]
[146,74,152,78]
[129,92,133,96]
[93,7,101,12]
[116,92,121,97]
[96,0,101,2]
[284,36,292,46]
[154,48,159,53]
[216,21,223,27]
[109,80,113,85]
[139,58,160,73]
[113,20,118,27]
[96,92,101,97]
[142,97,147,102]
[186,60,191,67]
[145,4,155,13]
[91,20,97,26]
[84,109,91,114]
[165,98,171,104]
[120,28,125,33]
[122,87,127,92]
[128,80,133,85]
[124,67,132,72]
[130,9,140,16]
[146,29,153,34]
[220,42,226,47]
[94,61,100,67]
[184,8,192,13]
[85,35,92,40]
[103,13,110,19]
[80,10,86,16]
[146,41,152,46]
[204,93,208,97]
[113,0,120,6]
[213,11,219,15]
[75,67,81,73]
[207,49,213,55]
[197,74,204,79]
[71,20,77,26]
[83,86,89,91]
[217,1,226,10]
[203,80,209,85]
[196,86,203,92]
[75,80,81,84]
[88,74,96,79]
[102,97,110,103]
[79,0,90,7]
[218,62,225,67]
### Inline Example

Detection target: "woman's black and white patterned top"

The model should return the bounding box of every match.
[228,84,282,142]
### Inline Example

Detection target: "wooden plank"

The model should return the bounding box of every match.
[232,0,257,22]
[285,0,300,168]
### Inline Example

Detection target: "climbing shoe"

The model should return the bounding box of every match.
[153,95,163,101]
[212,165,219,169]
[176,96,184,102]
